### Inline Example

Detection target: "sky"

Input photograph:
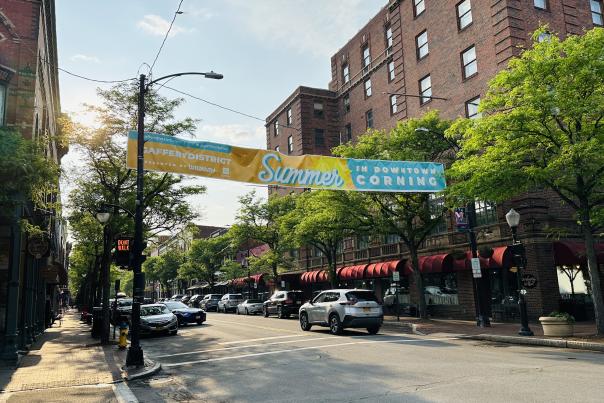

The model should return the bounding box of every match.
[57,0,385,229]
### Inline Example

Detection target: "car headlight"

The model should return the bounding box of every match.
[170,316,177,324]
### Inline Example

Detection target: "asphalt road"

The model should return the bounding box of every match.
[128,312,604,402]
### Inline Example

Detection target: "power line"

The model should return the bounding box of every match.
[149,0,185,76]
[41,57,136,84]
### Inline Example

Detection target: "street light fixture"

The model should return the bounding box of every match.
[95,206,112,344]
[505,208,534,336]
[126,70,223,367]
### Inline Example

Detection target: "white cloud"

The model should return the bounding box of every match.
[136,14,192,37]
[70,54,100,63]
[224,0,384,58]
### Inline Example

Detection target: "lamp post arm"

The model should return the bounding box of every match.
[146,72,223,90]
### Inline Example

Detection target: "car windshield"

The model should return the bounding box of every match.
[230,294,243,299]
[346,291,378,302]
[164,302,188,310]
[246,299,261,304]
[118,299,132,307]
[141,305,170,316]
[210,295,221,299]
[288,292,304,299]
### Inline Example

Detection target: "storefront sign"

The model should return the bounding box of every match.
[522,274,538,289]
[126,132,446,193]
[471,258,482,278]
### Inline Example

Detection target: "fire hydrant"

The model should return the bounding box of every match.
[118,321,129,349]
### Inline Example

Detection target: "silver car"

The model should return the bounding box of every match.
[299,289,383,335]
[236,299,264,315]
[140,304,178,336]
[218,293,244,313]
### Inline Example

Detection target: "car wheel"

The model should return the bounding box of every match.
[367,326,380,335]
[176,316,184,326]
[329,314,342,335]
[277,306,284,319]
[300,313,312,331]
[236,308,240,315]
[196,320,203,325]
[263,307,269,317]
[170,330,178,336]
[245,308,249,315]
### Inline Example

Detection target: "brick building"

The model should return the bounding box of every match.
[0,0,68,364]
[266,0,604,321]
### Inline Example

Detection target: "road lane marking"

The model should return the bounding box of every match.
[219,334,306,345]
[153,336,335,358]
[163,337,460,368]
[208,318,301,333]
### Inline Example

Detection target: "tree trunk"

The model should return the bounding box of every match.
[328,250,337,289]
[580,209,604,335]
[410,247,427,319]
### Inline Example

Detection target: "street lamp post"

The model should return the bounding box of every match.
[95,206,111,344]
[505,208,534,336]
[126,71,223,367]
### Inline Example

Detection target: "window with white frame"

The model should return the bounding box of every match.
[416,30,429,59]
[365,109,374,129]
[592,0,603,26]
[364,79,372,97]
[343,94,350,113]
[429,193,447,235]
[456,0,472,30]
[461,45,477,79]
[390,95,398,115]
[475,201,497,226]
[287,135,293,154]
[313,101,324,118]
[385,25,393,51]
[342,63,350,83]
[274,120,279,136]
[388,61,395,81]
[362,45,371,72]
[414,0,425,17]
[287,108,292,125]
[465,96,481,119]
[419,75,432,105]
[534,0,548,10]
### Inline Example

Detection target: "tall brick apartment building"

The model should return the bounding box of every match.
[0,0,68,363]
[266,0,604,321]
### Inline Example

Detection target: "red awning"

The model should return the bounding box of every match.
[418,253,454,273]
[300,270,329,284]
[365,260,410,278]
[249,273,265,284]
[338,264,368,280]
[554,241,604,266]
[453,247,511,271]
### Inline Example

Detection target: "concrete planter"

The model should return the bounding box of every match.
[539,316,574,337]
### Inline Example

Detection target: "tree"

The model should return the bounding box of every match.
[446,28,604,333]
[281,190,371,288]
[334,111,454,318]
[142,249,184,296]
[184,235,232,287]
[230,192,295,280]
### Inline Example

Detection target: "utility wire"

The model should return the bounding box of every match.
[41,57,136,84]
[149,0,185,76]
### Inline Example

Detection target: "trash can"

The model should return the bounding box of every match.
[91,306,103,338]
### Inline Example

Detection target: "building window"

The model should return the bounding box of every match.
[365,110,374,129]
[537,31,552,42]
[362,45,371,73]
[287,108,292,125]
[314,128,325,147]
[534,0,548,10]
[343,94,350,113]
[416,30,429,60]
[388,61,395,81]
[419,75,432,105]
[0,85,6,127]
[275,145,280,153]
[429,194,447,235]
[385,25,393,54]
[313,101,324,118]
[357,235,369,250]
[287,135,293,154]
[274,120,279,136]
[414,0,425,17]
[385,234,400,244]
[465,96,481,119]
[364,79,372,98]
[342,63,350,84]
[592,0,603,26]
[390,95,398,115]
[461,45,478,79]
[475,201,497,226]
[345,123,352,142]
[456,0,472,30]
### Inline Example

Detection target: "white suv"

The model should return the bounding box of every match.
[218,294,243,313]
[299,289,383,335]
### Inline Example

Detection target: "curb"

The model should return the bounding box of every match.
[122,358,162,381]
[465,334,604,353]
[382,321,426,336]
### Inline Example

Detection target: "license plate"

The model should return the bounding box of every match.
[363,307,371,312]
[296,301,301,304]
[195,315,200,319]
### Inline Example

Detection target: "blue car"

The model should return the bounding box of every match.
[162,301,206,325]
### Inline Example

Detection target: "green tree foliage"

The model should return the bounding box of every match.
[447,28,604,333]
[183,235,232,286]
[334,111,453,318]
[230,192,296,279]
[143,249,184,295]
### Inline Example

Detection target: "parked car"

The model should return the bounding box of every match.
[181,295,191,304]
[189,294,202,307]
[263,290,304,318]
[218,294,244,313]
[170,294,185,301]
[162,301,206,325]
[200,294,223,311]
[299,289,383,335]
[236,299,264,315]
[140,304,178,336]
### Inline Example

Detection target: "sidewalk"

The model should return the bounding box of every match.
[383,315,604,351]
[0,311,122,402]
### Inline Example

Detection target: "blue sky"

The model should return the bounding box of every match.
[57,0,384,228]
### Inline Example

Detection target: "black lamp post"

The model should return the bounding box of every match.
[95,206,111,344]
[505,208,534,336]
[126,70,223,367]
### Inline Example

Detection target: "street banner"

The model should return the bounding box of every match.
[454,207,469,231]
[126,131,446,192]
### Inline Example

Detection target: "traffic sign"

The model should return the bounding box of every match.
[471,258,482,278]
[392,271,400,282]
